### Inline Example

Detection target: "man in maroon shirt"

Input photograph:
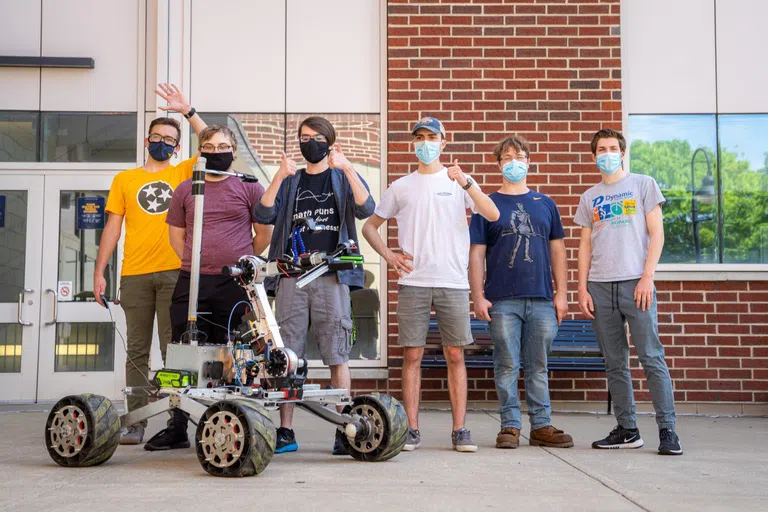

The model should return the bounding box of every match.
[144,124,271,451]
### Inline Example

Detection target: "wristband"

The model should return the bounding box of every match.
[183,107,197,119]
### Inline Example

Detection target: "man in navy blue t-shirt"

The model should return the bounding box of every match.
[469,135,573,449]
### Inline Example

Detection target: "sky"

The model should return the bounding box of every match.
[628,114,768,170]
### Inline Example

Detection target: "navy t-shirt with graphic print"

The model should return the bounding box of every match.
[289,168,341,255]
[469,191,565,302]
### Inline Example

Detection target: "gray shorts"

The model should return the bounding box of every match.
[396,285,472,347]
[275,274,353,366]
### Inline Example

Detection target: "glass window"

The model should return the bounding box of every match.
[718,115,768,264]
[55,322,115,372]
[58,191,117,301]
[42,113,137,163]
[628,115,719,264]
[0,191,28,302]
[0,324,22,373]
[0,111,38,162]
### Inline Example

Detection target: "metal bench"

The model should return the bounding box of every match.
[421,318,611,413]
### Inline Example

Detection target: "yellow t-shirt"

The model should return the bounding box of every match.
[106,157,197,276]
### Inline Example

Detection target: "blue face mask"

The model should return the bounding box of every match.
[414,140,441,164]
[596,152,622,175]
[148,140,175,162]
[502,160,528,183]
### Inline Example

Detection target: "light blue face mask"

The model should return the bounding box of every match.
[502,160,528,183]
[414,140,441,164]
[596,152,622,175]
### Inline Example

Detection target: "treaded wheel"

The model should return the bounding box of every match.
[45,394,120,467]
[195,400,276,477]
[341,392,407,462]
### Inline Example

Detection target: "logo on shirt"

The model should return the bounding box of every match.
[137,181,174,214]
[437,192,452,197]
[591,191,636,225]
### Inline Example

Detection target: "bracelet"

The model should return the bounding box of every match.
[462,177,474,190]
[183,107,197,119]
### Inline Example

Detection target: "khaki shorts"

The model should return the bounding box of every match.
[396,285,472,347]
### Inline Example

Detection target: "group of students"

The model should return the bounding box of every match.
[96,83,682,457]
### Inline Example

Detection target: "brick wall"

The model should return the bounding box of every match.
[376,0,768,407]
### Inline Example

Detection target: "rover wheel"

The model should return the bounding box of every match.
[342,393,407,462]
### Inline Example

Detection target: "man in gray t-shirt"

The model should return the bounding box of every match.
[574,128,682,456]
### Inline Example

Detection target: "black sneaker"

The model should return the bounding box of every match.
[592,425,644,449]
[275,427,298,453]
[332,429,349,456]
[658,428,683,455]
[144,424,190,451]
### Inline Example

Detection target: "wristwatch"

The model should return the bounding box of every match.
[183,107,197,119]
[462,177,474,190]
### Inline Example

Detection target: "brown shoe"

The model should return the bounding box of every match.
[530,426,574,448]
[496,427,520,449]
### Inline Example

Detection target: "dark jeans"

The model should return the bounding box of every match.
[169,271,250,345]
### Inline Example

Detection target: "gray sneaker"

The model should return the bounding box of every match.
[120,425,145,445]
[452,428,477,453]
[403,428,421,451]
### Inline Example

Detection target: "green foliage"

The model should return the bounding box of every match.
[630,139,768,264]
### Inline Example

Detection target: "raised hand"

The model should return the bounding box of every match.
[385,249,414,278]
[155,83,191,115]
[277,151,298,181]
[447,159,469,187]
[329,144,352,172]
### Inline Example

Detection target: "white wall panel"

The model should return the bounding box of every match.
[286,0,380,113]
[716,0,768,113]
[190,0,285,112]
[40,0,139,112]
[0,0,41,110]
[145,0,159,112]
[624,0,716,113]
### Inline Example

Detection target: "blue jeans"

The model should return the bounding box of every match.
[489,298,559,430]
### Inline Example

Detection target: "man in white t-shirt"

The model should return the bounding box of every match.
[362,117,500,453]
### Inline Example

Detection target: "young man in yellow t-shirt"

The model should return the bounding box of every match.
[94,84,206,446]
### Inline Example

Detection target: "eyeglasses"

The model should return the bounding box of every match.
[299,134,328,143]
[200,143,233,152]
[148,133,178,146]
[501,154,528,163]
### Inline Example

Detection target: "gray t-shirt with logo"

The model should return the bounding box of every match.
[574,173,665,282]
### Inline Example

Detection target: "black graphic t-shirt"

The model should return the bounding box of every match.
[289,168,341,255]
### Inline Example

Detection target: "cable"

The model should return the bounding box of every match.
[105,302,154,388]
[227,300,252,387]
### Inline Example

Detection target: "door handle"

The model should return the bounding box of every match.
[45,289,58,325]
[17,288,34,326]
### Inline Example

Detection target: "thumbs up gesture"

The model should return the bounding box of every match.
[447,159,469,188]
[329,144,353,173]
[277,151,297,181]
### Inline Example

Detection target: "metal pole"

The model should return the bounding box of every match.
[186,157,207,346]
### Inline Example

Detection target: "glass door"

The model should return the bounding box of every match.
[0,175,44,402]
[37,174,126,402]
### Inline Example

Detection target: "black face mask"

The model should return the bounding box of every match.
[148,141,175,162]
[201,152,234,172]
[300,139,329,164]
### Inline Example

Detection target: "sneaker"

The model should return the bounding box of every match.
[530,425,574,448]
[332,429,349,456]
[119,425,144,445]
[144,424,190,451]
[591,425,644,449]
[275,427,298,453]
[496,427,520,449]
[451,428,478,453]
[658,428,683,456]
[402,428,421,451]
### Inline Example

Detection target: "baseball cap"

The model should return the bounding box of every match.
[411,116,446,138]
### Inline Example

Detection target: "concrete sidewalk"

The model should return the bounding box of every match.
[1,406,766,511]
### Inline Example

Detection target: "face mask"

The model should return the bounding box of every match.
[596,152,622,175]
[147,141,175,162]
[502,160,528,183]
[201,151,234,172]
[414,140,441,164]
[300,139,329,164]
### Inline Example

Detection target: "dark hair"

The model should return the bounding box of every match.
[298,116,336,146]
[148,117,181,143]
[198,124,237,151]
[493,135,531,163]
[590,128,626,155]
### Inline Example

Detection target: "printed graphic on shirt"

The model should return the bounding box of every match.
[293,189,339,233]
[591,190,637,227]
[137,180,174,214]
[501,203,544,268]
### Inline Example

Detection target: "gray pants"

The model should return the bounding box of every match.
[588,279,676,431]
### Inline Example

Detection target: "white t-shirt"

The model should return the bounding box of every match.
[375,167,477,289]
